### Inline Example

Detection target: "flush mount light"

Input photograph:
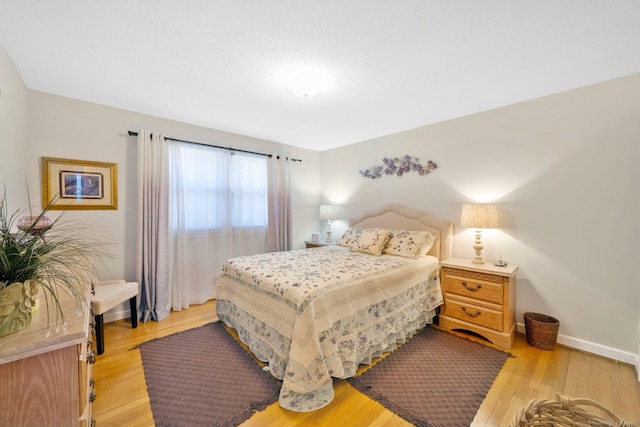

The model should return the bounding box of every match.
[288,68,322,98]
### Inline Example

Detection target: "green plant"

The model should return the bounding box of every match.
[0,187,109,334]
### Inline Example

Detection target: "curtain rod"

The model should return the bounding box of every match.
[127,131,302,162]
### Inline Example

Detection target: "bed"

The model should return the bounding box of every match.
[216,204,453,412]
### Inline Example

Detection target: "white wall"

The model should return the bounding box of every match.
[0,42,28,207]
[321,74,640,363]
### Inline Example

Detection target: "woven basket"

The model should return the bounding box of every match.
[510,393,636,427]
[524,312,559,350]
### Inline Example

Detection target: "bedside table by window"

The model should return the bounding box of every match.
[439,257,518,349]
[304,241,334,248]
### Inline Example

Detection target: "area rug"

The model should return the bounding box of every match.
[138,322,280,427]
[348,326,513,427]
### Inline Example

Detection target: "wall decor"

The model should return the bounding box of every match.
[359,155,437,179]
[41,157,118,210]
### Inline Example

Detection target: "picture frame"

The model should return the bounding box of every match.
[41,157,118,210]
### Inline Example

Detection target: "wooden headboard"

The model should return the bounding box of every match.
[350,204,453,260]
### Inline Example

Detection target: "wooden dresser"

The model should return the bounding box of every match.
[0,288,95,427]
[439,258,518,349]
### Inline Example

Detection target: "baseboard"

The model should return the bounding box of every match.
[103,307,133,324]
[516,323,638,366]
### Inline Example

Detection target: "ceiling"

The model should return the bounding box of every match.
[1,1,639,152]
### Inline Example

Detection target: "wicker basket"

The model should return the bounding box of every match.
[524,312,559,350]
[510,393,636,427]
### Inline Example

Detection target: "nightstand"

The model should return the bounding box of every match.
[439,257,518,349]
[304,241,334,248]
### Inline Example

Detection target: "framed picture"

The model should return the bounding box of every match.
[41,157,118,210]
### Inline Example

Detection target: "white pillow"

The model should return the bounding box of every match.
[419,232,437,256]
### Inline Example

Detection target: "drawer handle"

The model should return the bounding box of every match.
[461,281,481,291]
[89,390,97,403]
[88,350,96,365]
[461,306,481,317]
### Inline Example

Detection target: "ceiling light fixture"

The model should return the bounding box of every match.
[288,68,322,99]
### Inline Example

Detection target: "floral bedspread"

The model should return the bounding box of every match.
[216,245,443,412]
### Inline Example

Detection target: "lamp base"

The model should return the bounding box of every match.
[325,219,333,243]
[471,229,485,264]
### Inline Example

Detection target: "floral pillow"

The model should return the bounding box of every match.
[383,230,436,258]
[337,227,364,248]
[350,228,392,256]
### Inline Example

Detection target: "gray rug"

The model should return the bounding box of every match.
[138,322,280,427]
[348,326,513,427]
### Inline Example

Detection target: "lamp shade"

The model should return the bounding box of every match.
[460,203,498,229]
[319,204,339,221]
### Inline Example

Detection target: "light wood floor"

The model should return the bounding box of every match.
[93,300,640,426]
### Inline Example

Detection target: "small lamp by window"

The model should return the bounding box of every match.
[460,203,498,264]
[319,204,340,243]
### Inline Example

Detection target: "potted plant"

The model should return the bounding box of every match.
[0,187,108,337]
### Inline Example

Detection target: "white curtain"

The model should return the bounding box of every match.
[170,143,269,305]
[136,130,171,322]
[267,154,292,252]
[137,131,291,317]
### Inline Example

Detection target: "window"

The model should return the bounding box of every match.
[177,143,268,231]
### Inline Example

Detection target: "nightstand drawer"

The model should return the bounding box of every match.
[442,273,503,305]
[442,299,503,331]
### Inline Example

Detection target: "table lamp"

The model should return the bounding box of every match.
[319,204,339,243]
[460,203,498,264]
